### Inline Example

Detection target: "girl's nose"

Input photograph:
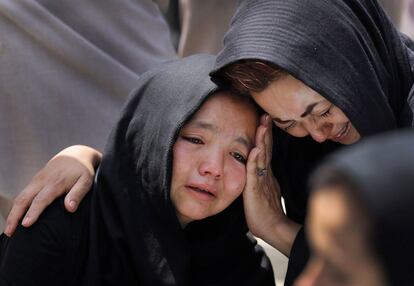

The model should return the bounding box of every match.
[198,149,224,179]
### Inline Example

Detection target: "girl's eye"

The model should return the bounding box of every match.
[319,105,332,118]
[182,136,203,144]
[230,152,247,164]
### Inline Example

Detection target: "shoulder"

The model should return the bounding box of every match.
[0,195,91,285]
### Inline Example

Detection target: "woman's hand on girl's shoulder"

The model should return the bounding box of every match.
[4,145,101,237]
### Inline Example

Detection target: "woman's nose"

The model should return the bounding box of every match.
[198,150,224,179]
[309,129,328,143]
[306,120,332,143]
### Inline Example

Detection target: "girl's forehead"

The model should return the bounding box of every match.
[182,93,258,139]
[195,92,257,119]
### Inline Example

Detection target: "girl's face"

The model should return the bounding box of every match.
[251,75,361,144]
[294,187,385,286]
[170,92,258,226]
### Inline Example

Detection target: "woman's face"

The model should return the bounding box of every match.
[251,75,360,144]
[294,187,385,286]
[170,92,258,226]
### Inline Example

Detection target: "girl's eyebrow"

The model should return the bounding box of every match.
[235,136,252,150]
[191,120,218,132]
[191,120,252,149]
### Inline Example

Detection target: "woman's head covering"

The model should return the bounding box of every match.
[310,129,414,285]
[211,0,414,224]
[82,55,274,286]
[213,0,414,135]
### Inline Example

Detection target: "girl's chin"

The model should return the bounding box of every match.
[176,210,209,227]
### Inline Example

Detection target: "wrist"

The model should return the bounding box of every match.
[85,147,102,169]
[260,215,301,257]
[55,145,102,171]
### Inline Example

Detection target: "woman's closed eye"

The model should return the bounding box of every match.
[277,120,296,131]
[319,105,333,118]
[230,152,247,164]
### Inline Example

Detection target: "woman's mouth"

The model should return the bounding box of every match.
[331,122,350,142]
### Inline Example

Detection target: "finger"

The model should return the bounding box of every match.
[263,121,273,163]
[4,182,42,236]
[21,181,67,227]
[255,119,266,145]
[255,127,267,168]
[256,114,269,143]
[260,113,269,125]
[64,174,93,212]
[243,147,261,228]
[245,147,260,190]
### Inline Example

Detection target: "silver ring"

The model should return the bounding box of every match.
[256,167,267,177]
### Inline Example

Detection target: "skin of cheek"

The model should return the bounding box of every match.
[170,141,210,223]
[212,163,246,215]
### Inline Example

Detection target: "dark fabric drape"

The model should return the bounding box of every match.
[211,0,414,284]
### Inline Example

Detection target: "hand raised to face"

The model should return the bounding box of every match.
[243,114,300,256]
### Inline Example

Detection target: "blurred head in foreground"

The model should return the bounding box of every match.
[295,130,414,286]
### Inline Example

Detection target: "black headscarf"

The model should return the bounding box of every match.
[310,129,414,286]
[81,54,274,286]
[212,0,414,224]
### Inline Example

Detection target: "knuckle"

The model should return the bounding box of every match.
[6,213,16,224]
[80,176,93,188]
[52,179,67,192]
[14,195,29,206]
[32,170,47,182]
[32,194,51,206]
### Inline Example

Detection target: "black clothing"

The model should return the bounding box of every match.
[0,55,275,286]
[0,196,91,286]
[311,129,414,286]
[211,0,414,284]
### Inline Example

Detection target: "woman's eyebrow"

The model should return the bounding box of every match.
[300,101,324,118]
[272,101,326,123]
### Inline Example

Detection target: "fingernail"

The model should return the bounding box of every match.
[69,200,77,211]
[22,216,30,226]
